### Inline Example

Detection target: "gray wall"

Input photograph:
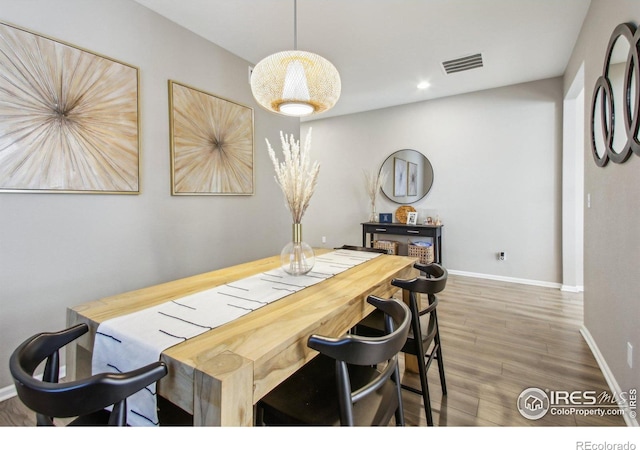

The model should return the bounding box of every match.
[564,0,640,407]
[303,77,564,285]
[0,0,297,389]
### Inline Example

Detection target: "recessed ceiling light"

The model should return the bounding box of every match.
[417,81,430,90]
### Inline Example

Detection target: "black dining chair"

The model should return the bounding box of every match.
[9,323,168,426]
[256,295,411,426]
[356,262,448,426]
[335,244,388,254]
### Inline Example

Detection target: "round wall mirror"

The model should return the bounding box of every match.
[379,149,433,204]
[591,78,609,165]
[607,31,631,159]
[590,22,640,166]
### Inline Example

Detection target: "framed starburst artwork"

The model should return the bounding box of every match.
[169,81,254,195]
[0,22,139,194]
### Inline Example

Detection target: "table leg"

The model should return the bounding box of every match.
[65,311,94,381]
[193,351,253,426]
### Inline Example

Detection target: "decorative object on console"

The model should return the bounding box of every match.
[379,213,393,223]
[364,168,388,223]
[169,81,254,195]
[267,128,319,275]
[373,240,399,255]
[395,205,416,224]
[590,22,640,167]
[250,0,340,117]
[406,211,418,225]
[408,241,434,264]
[0,21,139,194]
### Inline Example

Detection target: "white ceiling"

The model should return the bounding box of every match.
[133,0,591,120]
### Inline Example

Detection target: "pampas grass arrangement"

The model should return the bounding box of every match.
[266,128,320,224]
[266,128,319,275]
[364,168,387,222]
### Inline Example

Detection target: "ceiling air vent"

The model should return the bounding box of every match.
[441,53,483,74]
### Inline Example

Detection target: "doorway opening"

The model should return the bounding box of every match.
[562,63,585,292]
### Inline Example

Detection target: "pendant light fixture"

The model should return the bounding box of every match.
[250,0,341,117]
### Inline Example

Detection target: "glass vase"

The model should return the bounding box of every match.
[281,223,315,276]
[369,205,377,222]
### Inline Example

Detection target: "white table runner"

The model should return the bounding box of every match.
[91,250,381,426]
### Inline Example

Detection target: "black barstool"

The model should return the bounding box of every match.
[357,262,448,425]
[256,295,411,426]
[334,244,388,254]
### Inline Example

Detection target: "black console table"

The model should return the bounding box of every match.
[361,222,443,264]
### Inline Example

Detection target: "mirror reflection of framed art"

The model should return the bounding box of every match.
[393,157,407,197]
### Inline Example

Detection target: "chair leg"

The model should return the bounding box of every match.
[411,300,433,427]
[407,291,434,426]
[434,316,447,396]
[392,364,405,426]
[415,351,434,426]
[435,344,447,396]
[109,400,127,426]
[254,403,265,426]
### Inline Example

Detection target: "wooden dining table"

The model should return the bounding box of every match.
[65,249,418,426]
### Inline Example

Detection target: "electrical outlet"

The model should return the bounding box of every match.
[628,342,633,369]
[321,236,326,244]
[498,251,506,261]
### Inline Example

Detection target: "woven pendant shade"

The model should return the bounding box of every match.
[251,50,341,116]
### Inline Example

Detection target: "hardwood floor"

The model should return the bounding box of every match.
[399,275,625,426]
[0,274,626,427]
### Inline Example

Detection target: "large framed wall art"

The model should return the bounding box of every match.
[169,81,254,195]
[0,22,140,194]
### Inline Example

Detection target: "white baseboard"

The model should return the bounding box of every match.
[562,284,584,293]
[0,384,16,403]
[0,365,66,403]
[449,269,562,289]
[580,326,639,427]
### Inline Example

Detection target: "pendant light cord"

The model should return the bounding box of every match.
[293,0,298,50]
